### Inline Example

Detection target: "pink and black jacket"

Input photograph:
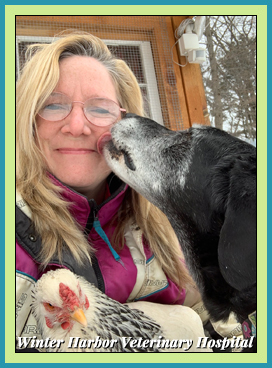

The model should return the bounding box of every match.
[16,174,187,348]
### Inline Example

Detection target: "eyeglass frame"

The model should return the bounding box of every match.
[37,92,127,127]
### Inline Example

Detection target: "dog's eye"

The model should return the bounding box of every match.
[122,149,136,171]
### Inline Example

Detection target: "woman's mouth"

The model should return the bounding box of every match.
[57,148,95,154]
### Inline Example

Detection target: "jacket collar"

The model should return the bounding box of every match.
[48,173,128,229]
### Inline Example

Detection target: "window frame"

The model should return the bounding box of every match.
[16,35,164,125]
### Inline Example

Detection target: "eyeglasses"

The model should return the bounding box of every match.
[37,92,126,127]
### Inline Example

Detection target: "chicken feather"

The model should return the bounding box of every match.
[31,268,211,352]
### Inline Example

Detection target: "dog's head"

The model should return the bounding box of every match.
[101,114,192,211]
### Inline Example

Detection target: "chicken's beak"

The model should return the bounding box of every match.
[70,308,87,327]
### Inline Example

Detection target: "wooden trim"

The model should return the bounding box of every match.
[165,16,190,129]
[171,16,210,127]
[16,16,156,39]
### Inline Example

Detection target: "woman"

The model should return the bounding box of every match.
[17,32,237,352]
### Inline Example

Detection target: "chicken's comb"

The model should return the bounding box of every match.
[59,283,80,309]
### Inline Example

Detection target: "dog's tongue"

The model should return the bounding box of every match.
[97,132,112,155]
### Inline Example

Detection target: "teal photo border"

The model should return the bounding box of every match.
[6,2,268,366]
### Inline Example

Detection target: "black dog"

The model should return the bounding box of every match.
[102,114,256,349]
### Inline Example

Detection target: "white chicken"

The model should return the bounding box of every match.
[31,269,211,352]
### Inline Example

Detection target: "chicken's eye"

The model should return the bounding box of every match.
[43,302,56,312]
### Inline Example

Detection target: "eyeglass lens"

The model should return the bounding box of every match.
[38,93,124,126]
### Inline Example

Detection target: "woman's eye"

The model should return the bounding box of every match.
[87,107,110,115]
[44,103,67,111]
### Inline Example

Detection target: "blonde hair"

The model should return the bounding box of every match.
[16,32,193,288]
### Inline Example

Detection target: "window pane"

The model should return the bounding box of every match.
[108,45,145,84]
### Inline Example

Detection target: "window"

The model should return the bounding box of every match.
[16,36,163,125]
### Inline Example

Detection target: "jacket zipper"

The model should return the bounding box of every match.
[85,183,127,291]
[84,201,105,292]
[91,256,105,292]
[93,213,125,268]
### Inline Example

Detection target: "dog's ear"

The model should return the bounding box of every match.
[218,201,256,291]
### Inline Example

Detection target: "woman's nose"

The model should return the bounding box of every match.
[60,104,92,136]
